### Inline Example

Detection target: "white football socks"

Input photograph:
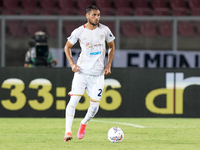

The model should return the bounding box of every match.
[65,96,81,133]
[81,101,100,125]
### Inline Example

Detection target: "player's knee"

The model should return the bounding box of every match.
[89,101,99,117]
[67,96,81,108]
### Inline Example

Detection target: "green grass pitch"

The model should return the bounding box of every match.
[0,118,200,150]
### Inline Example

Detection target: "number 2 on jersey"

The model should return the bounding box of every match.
[98,89,102,97]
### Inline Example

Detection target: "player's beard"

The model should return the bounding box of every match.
[89,19,99,26]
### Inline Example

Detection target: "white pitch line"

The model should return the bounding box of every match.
[91,120,147,128]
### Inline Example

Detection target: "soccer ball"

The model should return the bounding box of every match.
[107,127,124,143]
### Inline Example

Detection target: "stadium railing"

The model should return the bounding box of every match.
[1,15,200,67]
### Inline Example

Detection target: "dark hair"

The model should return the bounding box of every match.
[86,5,100,14]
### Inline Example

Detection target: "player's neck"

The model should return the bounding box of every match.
[85,23,98,30]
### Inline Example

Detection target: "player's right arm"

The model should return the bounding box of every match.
[64,41,80,72]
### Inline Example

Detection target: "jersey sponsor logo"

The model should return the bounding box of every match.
[86,43,93,50]
[90,51,102,55]
[86,43,103,50]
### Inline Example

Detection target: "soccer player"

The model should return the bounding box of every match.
[63,5,115,142]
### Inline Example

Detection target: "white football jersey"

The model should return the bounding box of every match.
[67,23,115,75]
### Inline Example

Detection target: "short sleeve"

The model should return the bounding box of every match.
[105,27,115,43]
[67,28,78,45]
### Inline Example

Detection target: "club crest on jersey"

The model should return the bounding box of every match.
[100,35,104,40]
[86,43,93,50]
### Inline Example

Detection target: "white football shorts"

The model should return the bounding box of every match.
[68,72,105,102]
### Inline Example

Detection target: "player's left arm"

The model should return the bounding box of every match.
[104,40,115,75]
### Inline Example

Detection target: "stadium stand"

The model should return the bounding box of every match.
[195,21,200,35]
[121,21,140,37]
[2,0,19,9]
[7,21,27,37]
[170,0,188,9]
[26,21,45,35]
[158,21,172,37]
[114,0,133,16]
[114,0,131,8]
[2,0,20,14]
[77,8,86,16]
[170,0,189,16]
[44,21,58,37]
[21,0,38,9]
[95,0,113,9]
[172,8,188,16]
[134,8,151,16]
[0,0,3,9]
[191,9,200,16]
[58,0,77,15]
[188,0,200,15]
[64,21,80,36]
[39,0,57,10]
[132,0,152,16]
[140,21,158,37]
[153,8,171,16]
[2,0,200,38]
[132,0,149,8]
[178,21,196,36]
[58,9,75,16]
[2,8,19,15]
[115,8,134,16]
[1,0,200,17]
[95,0,115,15]
[38,8,58,15]
[151,0,171,16]
[77,0,93,16]
[20,0,39,15]
[58,0,76,9]
[101,21,115,33]
[152,0,169,9]
[20,8,38,15]
[77,0,93,10]
[189,0,200,9]
[100,8,115,16]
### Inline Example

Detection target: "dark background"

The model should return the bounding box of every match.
[0,68,200,117]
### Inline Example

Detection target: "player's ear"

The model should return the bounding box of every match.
[86,13,89,19]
